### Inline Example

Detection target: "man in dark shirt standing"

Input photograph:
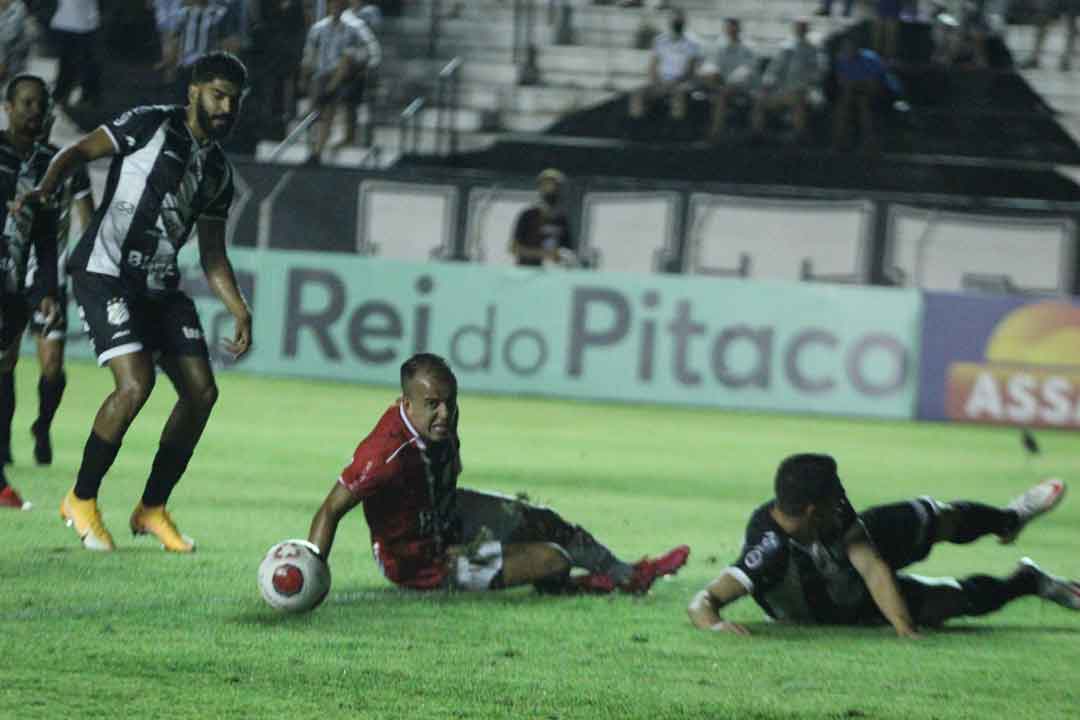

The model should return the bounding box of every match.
[0,74,64,510]
[15,52,253,552]
[510,168,575,268]
[688,454,1077,636]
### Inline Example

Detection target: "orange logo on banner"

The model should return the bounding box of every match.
[946,302,1080,427]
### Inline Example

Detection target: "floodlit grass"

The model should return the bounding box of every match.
[2,361,1079,719]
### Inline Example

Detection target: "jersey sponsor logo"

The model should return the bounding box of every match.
[181,326,202,341]
[745,548,763,569]
[114,201,136,216]
[106,298,130,327]
[745,531,779,570]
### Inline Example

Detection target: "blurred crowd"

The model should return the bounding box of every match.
[0,0,389,155]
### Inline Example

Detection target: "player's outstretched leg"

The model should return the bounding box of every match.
[931,478,1066,547]
[130,356,217,553]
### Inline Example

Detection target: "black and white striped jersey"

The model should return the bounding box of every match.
[0,133,66,296]
[68,105,234,294]
[24,155,91,292]
[726,500,870,624]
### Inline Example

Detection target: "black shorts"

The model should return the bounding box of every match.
[27,285,68,341]
[859,497,942,572]
[0,294,30,352]
[71,271,209,366]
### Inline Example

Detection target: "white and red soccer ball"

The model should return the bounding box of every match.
[257,539,331,613]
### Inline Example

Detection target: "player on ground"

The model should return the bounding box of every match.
[13,52,253,550]
[307,353,690,595]
[0,75,95,472]
[688,453,1076,637]
[0,74,67,510]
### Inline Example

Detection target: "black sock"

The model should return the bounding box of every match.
[73,432,121,500]
[141,443,195,507]
[947,501,1020,543]
[960,571,1038,616]
[0,472,7,491]
[35,372,66,430]
[0,371,14,456]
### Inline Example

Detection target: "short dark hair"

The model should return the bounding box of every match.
[400,353,457,394]
[190,51,248,90]
[774,453,844,516]
[5,73,49,105]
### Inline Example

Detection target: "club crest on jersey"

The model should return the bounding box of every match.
[106,298,130,327]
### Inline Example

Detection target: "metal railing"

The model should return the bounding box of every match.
[398,97,426,155]
[434,56,463,156]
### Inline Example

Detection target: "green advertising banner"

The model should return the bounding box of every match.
[160,248,920,419]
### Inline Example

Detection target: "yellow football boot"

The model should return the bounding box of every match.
[60,490,116,551]
[129,502,196,553]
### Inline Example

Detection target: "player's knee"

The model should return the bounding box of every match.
[114,377,155,417]
[538,542,571,577]
[188,382,219,413]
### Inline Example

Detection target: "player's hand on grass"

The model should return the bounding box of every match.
[222,311,252,359]
[709,620,750,636]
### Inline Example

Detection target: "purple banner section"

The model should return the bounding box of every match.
[918,292,1080,428]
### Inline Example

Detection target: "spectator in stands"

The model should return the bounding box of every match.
[629,7,703,123]
[49,0,103,112]
[510,169,576,268]
[338,0,382,148]
[874,0,902,60]
[1021,0,1077,71]
[831,37,902,152]
[157,0,243,95]
[258,0,308,138]
[816,0,855,17]
[705,18,759,141]
[0,0,32,90]
[301,0,373,164]
[751,19,823,141]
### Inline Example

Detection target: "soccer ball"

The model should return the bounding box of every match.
[257,539,331,613]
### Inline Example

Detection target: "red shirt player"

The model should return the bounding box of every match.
[308,353,690,594]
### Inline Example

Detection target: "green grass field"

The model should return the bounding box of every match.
[2,360,1078,719]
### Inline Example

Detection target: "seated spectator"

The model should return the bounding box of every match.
[301,0,372,163]
[831,37,903,152]
[752,19,823,140]
[157,0,243,95]
[50,0,102,111]
[704,17,759,141]
[339,0,382,148]
[1021,0,1077,71]
[510,169,577,268]
[629,7,703,123]
[0,0,32,90]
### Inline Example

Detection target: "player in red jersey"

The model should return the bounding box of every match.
[308,353,689,594]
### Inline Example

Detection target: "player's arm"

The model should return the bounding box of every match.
[687,571,751,635]
[846,537,919,639]
[197,217,252,359]
[14,128,114,213]
[308,482,362,562]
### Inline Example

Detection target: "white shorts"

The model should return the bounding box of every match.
[452,540,504,591]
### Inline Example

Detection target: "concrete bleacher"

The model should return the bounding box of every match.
[328,0,1080,164]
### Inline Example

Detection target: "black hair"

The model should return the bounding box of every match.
[5,74,49,105]
[190,51,248,90]
[774,453,844,516]
[400,353,457,394]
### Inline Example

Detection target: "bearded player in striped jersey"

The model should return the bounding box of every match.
[307,353,690,595]
[688,453,1077,637]
[13,52,252,551]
